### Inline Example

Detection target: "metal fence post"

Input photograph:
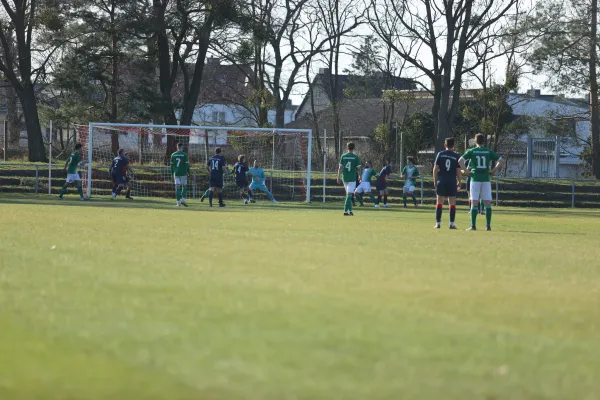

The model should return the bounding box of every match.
[35,165,39,194]
[193,172,197,199]
[3,120,7,162]
[495,176,499,206]
[526,136,533,178]
[420,176,424,205]
[571,177,575,208]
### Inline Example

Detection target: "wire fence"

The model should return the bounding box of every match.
[1,162,599,208]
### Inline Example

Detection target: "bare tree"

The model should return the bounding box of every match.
[368,0,519,153]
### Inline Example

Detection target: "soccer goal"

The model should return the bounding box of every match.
[77,123,313,202]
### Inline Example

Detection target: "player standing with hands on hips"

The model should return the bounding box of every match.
[337,142,361,216]
[433,138,462,229]
[207,148,227,207]
[459,133,504,231]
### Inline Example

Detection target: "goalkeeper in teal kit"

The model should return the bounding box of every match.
[248,160,279,204]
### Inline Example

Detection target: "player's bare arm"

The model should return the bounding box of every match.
[490,158,505,176]
[432,165,439,188]
[337,164,342,184]
[456,168,463,190]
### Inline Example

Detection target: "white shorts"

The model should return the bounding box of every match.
[66,173,81,183]
[355,182,371,194]
[344,181,356,194]
[403,185,415,194]
[174,175,188,185]
[470,181,492,201]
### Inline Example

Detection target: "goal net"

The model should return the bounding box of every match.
[77,123,312,202]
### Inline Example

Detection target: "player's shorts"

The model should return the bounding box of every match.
[355,182,371,194]
[66,173,81,183]
[436,180,457,197]
[343,181,356,194]
[209,176,224,189]
[236,180,249,189]
[470,181,492,201]
[375,182,387,192]
[249,182,268,192]
[402,185,415,193]
[112,173,127,185]
[174,175,187,185]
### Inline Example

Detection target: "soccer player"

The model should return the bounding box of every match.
[248,160,279,204]
[354,161,378,206]
[459,133,505,231]
[59,143,86,201]
[374,160,394,208]
[401,157,420,208]
[337,142,361,216]
[110,149,130,200]
[465,158,485,214]
[433,138,462,229]
[170,142,190,207]
[207,147,227,207]
[232,154,253,204]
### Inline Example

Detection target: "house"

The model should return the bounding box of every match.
[504,89,590,178]
[295,69,417,119]
[186,58,297,127]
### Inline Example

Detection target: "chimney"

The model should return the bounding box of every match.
[527,88,541,98]
[319,68,329,75]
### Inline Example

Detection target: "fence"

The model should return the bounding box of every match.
[1,162,599,208]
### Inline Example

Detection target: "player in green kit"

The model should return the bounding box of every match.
[459,133,505,231]
[354,161,378,206]
[58,143,86,201]
[170,142,190,207]
[337,142,361,216]
[401,157,420,208]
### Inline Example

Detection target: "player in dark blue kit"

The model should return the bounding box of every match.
[375,161,394,208]
[207,147,227,207]
[433,138,462,229]
[110,149,131,200]
[232,154,254,204]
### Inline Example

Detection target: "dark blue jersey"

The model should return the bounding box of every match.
[111,156,129,176]
[376,165,392,183]
[233,162,249,182]
[434,150,460,181]
[208,155,226,178]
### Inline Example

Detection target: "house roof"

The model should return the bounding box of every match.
[296,71,417,117]
[286,97,433,136]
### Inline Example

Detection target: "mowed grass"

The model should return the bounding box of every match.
[0,195,599,400]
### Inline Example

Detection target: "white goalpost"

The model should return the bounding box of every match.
[78,123,313,203]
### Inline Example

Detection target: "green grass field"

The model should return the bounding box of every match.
[1,195,599,400]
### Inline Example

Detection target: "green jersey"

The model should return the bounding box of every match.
[461,147,500,182]
[339,152,361,183]
[402,165,419,186]
[170,151,190,176]
[66,151,81,174]
[361,167,378,183]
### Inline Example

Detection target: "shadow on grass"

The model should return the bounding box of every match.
[502,230,588,236]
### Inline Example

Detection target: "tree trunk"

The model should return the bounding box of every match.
[17,85,47,162]
[590,0,600,179]
[5,85,20,146]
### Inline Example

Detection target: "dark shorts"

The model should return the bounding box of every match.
[236,180,249,189]
[209,176,224,189]
[112,173,127,185]
[436,180,457,197]
[375,182,387,191]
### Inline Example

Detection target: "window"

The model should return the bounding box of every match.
[212,111,226,124]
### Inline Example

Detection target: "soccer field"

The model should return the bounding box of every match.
[0,196,599,400]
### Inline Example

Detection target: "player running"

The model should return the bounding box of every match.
[59,143,86,201]
[170,143,190,207]
[248,160,279,204]
[374,161,394,208]
[433,138,462,229]
[401,157,420,208]
[354,161,378,206]
[207,148,227,207]
[459,133,505,231]
[110,149,131,200]
[232,155,254,204]
[337,142,361,216]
